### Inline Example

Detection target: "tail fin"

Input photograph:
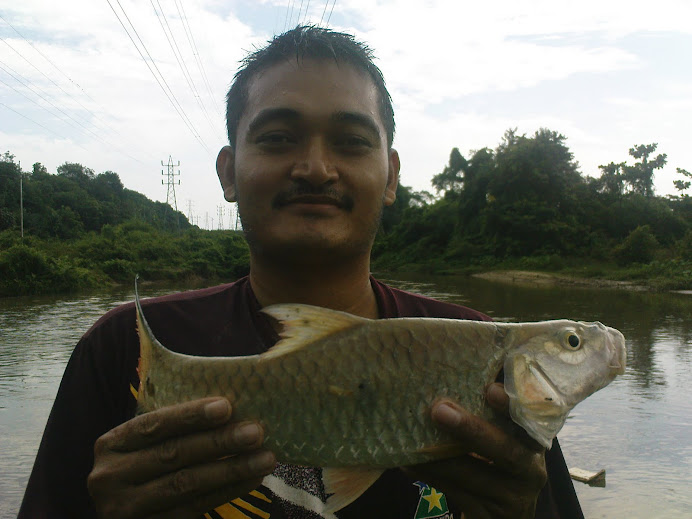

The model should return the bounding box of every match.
[135,276,155,413]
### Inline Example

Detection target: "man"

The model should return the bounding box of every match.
[19,26,583,518]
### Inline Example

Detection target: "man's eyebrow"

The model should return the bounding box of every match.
[331,111,381,138]
[247,108,300,134]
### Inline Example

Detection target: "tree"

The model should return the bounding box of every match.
[673,168,691,196]
[431,148,467,194]
[597,161,627,197]
[624,144,666,197]
[613,225,660,265]
[480,128,585,255]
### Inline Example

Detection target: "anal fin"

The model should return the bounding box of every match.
[322,467,385,513]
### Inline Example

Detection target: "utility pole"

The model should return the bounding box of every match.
[19,160,23,240]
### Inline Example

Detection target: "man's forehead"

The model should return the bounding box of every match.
[249,56,372,88]
[240,57,383,129]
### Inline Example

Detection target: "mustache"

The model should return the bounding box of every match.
[273,183,354,211]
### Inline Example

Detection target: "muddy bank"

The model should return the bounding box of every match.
[472,270,650,291]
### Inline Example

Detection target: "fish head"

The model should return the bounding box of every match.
[503,320,626,448]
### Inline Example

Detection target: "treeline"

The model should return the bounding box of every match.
[0,153,189,237]
[374,129,692,289]
[0,153,249,296]
[2,129,691,296]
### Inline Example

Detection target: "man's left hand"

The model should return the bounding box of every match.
[403,383,547,519]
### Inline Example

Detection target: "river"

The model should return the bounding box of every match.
[1,274,691,518]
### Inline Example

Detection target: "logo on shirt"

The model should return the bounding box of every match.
[413,482,453,519]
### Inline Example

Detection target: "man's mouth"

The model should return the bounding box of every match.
[283,195,344,207]
[274,191,354,211]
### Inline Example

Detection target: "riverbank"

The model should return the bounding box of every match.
[472,270,651,291]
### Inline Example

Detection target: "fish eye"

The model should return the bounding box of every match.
[563,331,581,350]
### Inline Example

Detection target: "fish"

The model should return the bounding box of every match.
[134,286,626,512]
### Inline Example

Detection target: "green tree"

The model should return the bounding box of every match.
[597,161,627,198]
[673,168,691,196]
[480,128,585,256]
[613,225,660,265]
[431,148,467,194]
[624,144,666,197]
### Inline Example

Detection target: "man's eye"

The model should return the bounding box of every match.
[257,133,293,145]
[335,135,372,149]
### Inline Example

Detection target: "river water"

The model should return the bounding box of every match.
[1,275,691,518]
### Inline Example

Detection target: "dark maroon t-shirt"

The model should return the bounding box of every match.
[19,277,583,519]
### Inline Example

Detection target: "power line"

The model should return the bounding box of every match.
[302,0,311,25]
[174,0,220,117]
[0,12,100,108]
[326,0,337,25]
[0,35,157,163]
[0,101,91,152]
[150,0,218,138]
[284,0,295,32]
[105,0,212,155]
[296,0,305,27]
[0,13,159,163]
[319,0,329,25]
[0,59,148,165]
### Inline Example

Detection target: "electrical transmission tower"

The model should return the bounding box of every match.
[217,205,224,230]
[187,199,194,223]
[161,156,181,211]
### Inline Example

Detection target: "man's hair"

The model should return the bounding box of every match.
[225,25,395,149]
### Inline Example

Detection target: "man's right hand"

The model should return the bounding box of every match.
[87,397,276,519]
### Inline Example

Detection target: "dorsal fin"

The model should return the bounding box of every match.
[260,304,368,360]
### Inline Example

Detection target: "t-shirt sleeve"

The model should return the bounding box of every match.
[18,309,139,519]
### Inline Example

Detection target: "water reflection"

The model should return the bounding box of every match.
[380,273,692,518]
[1,276,691,517]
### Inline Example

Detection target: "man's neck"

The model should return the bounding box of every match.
[248,256,379,319]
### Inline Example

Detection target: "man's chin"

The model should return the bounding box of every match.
[247,235,371,266]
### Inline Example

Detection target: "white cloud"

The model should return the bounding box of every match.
[1,0,691,222]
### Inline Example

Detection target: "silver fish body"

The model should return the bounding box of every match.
[134,290,625,510]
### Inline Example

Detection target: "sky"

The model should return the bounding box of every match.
[1,0,691,229]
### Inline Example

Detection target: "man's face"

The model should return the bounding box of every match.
[217,58,399,265]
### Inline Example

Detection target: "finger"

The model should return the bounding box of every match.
[486,382,510,413]
[430,401,545,473]
[131,450,276,518]
[124,420,266,483]
[98,398,232,454]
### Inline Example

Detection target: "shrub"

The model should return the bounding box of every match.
[613,225,660,265]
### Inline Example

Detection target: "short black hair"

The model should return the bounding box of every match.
[225,25,395,149]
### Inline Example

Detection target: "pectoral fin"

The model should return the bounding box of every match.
[322,467,385,513]
[415,443,465,460]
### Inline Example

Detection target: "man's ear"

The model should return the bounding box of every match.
[383,148,400,206]
[216,146,236,202]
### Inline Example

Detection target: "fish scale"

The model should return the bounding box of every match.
[134,288,626,511]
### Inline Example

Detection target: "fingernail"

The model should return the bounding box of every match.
[234,423,261,445]
[249,451,276,474]
[433,402,464,427]
[204,399,231,421]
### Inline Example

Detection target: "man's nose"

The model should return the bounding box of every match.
[291,138,338,184]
